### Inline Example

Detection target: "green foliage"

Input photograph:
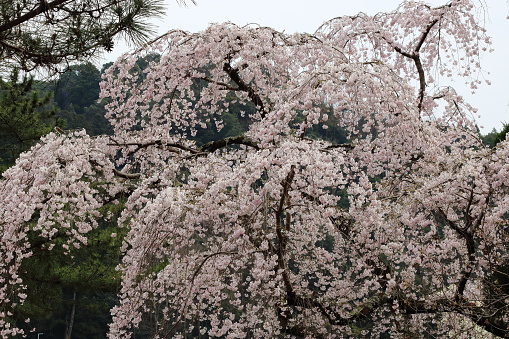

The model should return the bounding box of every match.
[0,0,167,73]
[15,202,126,338]
[53,62,113,136]
[54,63,102,113]
[493,123,509,146]
[481,123,509,148]
[0,68,59,172]
[194,110,248,145]
[481,128,499,148]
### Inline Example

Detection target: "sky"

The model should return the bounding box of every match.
[103,0,509,133]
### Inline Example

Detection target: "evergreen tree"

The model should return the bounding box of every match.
[14,201,127,338]
[0,0,171,73]
[481,124,509,148]
[0,68,59,172]
[53,62,113,135]
[493,123,509,146]
[482,127,499,148]
[54,62,102,114]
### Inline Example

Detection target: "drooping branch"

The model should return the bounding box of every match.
[282,289,509,337]
[469,313,509,338]
[199,76,240,91]
[273,165,296,331]
[274,165,294,265]
[167,251,239,335]
[222,62,269,119]
[277,165,295,232]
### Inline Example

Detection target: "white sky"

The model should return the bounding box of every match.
[103,0,509,132]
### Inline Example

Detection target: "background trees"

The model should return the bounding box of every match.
[0,69,59,172]
[483,124,509,148]
[0,1,188,337]
[1,0,509,338]
[0,0,185,173]
[54,62,102,114]
[53,62,113,136]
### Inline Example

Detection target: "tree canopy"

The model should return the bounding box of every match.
[2,1,509,338]
[0,0,169,73]
[0,69,59,172]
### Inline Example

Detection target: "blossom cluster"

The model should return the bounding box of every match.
[1,1,507,337]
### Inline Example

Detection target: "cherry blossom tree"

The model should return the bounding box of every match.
[2,0,509,337]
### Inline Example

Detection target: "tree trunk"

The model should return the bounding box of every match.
[65,291,76,339]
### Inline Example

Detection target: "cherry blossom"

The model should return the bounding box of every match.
[2,0,508,337]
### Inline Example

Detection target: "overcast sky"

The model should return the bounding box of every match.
[103,0,509,132]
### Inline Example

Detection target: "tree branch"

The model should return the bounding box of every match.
[113,168,141,179]
[223,61,269,119]
[322,143,355,151]
[199,135,259,153]
[386,17,440,112]
[0,0,70,34]
[436,208,476,300]
[399,295,509,338]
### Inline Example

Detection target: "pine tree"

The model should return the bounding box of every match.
[0,68,59,172]
[0,0,171,73]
